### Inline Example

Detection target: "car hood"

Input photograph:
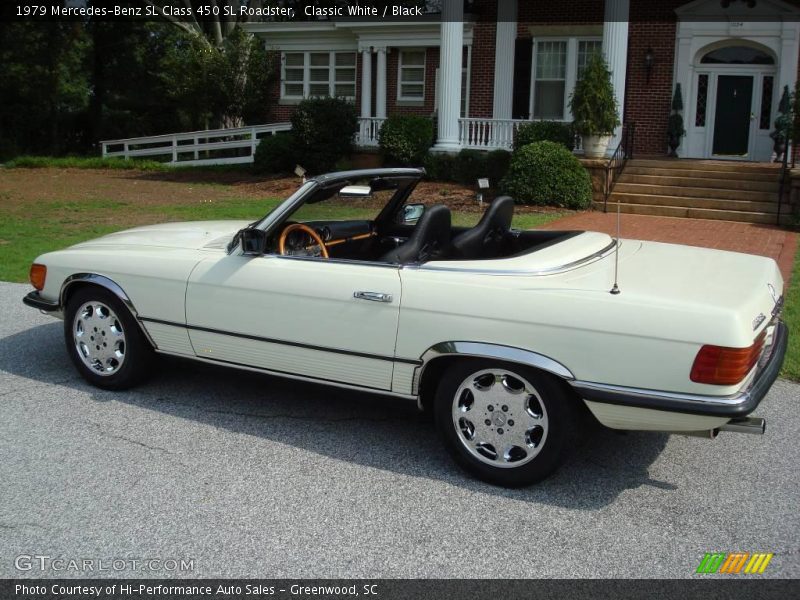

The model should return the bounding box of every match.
[69,220,252,250]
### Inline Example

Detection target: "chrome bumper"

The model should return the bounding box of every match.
[570,320,788,418]
[22,291,60,313]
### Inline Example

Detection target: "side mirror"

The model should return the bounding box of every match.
[401,203,425,224]
[240,228,267,255]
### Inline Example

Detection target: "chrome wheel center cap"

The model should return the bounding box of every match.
[492,412,506,427]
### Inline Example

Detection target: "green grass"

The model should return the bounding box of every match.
[780,242,800,380]
[3,156,171,171]
[0,197,282,282]
[0,189,563,284]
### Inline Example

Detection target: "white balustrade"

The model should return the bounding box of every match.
[356,117,386,147]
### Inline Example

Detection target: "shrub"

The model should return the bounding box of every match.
[253,132,296,174]
[568,53,620,136]
[500,141,592,209]
[453,149,487,185]
[514,121,575,151]
[486,149,512,186]
[378,115,434,165]
[422,152,457,182]
[290,97,357,174]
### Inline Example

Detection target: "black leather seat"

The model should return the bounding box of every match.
[380,204,451,264]
[449,196,514,259]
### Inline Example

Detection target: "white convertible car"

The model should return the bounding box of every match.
[23,168,787,486]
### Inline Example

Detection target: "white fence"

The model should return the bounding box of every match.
[101,118,584,166]
[100,123,291,166]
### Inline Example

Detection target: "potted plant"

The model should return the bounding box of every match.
[771,85,792,163]
[667,84,686,157]
[568,53,620,158]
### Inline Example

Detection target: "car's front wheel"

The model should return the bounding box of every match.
[434,361,572,487]
[64,287,154,390]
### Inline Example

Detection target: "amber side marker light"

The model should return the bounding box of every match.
[29,263,46,291]
[690,333,765,386]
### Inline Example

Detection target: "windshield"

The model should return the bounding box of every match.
[253,180,316,230]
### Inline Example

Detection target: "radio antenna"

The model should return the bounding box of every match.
[610,165,622,295]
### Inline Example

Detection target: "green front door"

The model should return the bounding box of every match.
[712,75,754,156]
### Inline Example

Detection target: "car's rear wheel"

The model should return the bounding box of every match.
[64,287,153,390]
[434,360,572,487]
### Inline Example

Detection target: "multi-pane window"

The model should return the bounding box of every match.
[530,37,602,121]
[281,51,356,100]
[695,74,708,127]
[533,41,567,119]
[577,40,603,78]
[760,75,774,130]
[398,50,426,101]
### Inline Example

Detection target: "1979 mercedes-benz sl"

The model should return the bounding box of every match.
[23,168,787,486]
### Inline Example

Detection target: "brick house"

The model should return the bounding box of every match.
[245,0,800,161]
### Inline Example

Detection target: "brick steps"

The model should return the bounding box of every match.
[613,182,777,203]
[604,158,783,224]
[609,192,779,214]
[627,158,780,175]
[617,173,778,192]
[624,166,778,182]
[597,201,783,224]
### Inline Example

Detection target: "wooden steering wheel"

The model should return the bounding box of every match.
[278,223,329,258]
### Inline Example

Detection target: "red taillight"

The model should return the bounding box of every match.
[690,333,765,385]
[29,263,46,291]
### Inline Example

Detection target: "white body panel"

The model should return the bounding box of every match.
[30,219,784,434]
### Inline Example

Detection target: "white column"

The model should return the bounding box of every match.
[375,47,387,120]
[360,46,372,119]
[433,0,464,152]
[492,0,517,121]
[602,0,629,152]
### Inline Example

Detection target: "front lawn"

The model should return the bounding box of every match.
[780,243,800,381]
[0,167,563,282]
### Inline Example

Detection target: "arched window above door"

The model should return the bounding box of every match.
[700,46,775,65]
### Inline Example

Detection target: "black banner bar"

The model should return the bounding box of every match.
[2,579,800,600]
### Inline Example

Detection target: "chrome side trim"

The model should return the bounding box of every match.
[404,239,618,276]
[570,380,749,407]
[59,273,158,348]
[157,350,418,401]
[412,341,575,395]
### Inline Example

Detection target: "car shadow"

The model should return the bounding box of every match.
[0,322,675,509]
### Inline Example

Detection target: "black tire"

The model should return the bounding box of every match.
[64,287,154,390]
[434,360,573,487]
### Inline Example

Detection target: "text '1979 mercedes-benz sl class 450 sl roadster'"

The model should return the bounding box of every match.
[23,168,787,487]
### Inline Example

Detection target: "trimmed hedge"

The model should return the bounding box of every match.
[500,141,591,209]
[290,97,357,174]
[378,115,434,165]
[253,132,296,174]
[422,148,512,186]
[514,121,575,151]
[486,149,511,187]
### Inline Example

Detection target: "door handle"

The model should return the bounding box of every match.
[354,291,393,303]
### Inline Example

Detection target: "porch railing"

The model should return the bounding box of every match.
[604,122,636,212]
[100,123,291,166]
[458,118,528,150]
[356,117,386,147]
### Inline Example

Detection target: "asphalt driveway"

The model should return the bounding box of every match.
[0,281,798,579]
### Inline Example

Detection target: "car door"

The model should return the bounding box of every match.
[185,253,402,391]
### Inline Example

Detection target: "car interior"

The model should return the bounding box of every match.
[263,173,580,265]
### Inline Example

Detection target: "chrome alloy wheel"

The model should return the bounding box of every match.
[72,301,127,376]
[451,368,549,468]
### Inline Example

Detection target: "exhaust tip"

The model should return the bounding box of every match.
[719,417,766,436]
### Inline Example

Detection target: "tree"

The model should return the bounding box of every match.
[141,1,276,128]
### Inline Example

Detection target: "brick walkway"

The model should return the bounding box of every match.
[542,212,798,283]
